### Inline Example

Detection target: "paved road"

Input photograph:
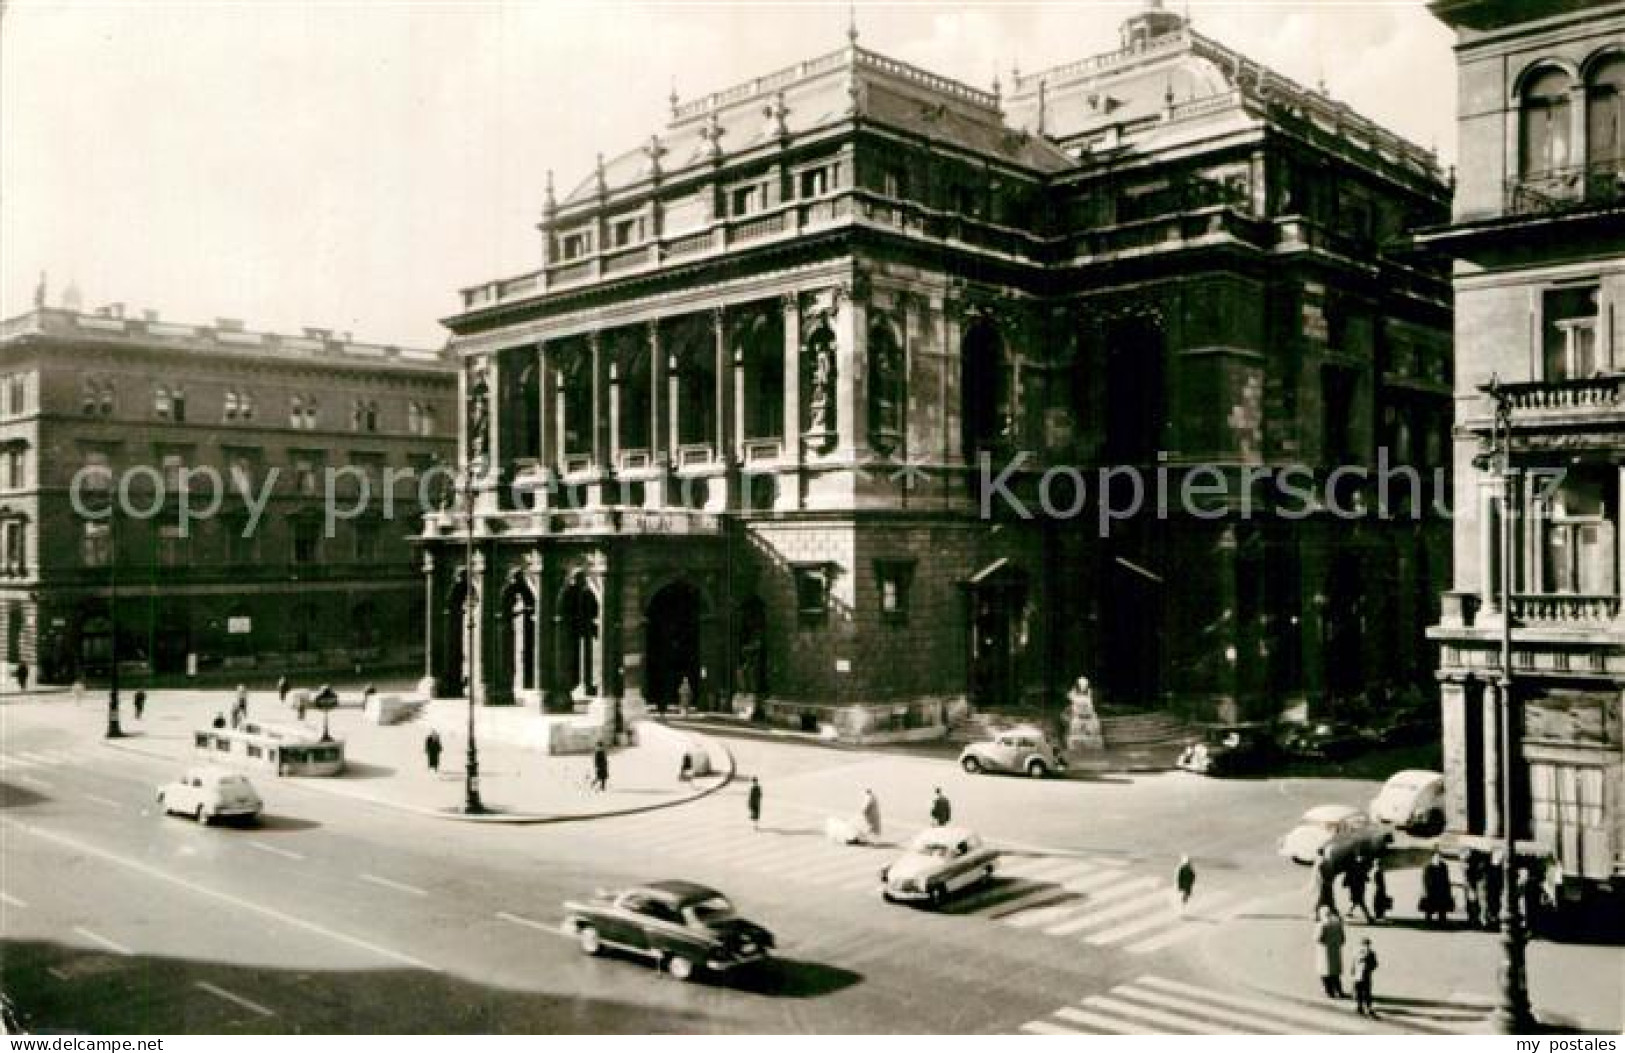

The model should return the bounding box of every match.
[0,699,1483,1034]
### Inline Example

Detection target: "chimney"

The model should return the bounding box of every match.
[303,327,332,340]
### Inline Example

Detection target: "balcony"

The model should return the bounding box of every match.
[1504,163,1625,219]
[1485,377,1625,432]
[1510,594,1622,627]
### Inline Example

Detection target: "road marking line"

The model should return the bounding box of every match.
[1019,1020,1083,1035]
[1127,894,1259,955]
[1053,1005,1162,1035]
[1045,886,1170,937]
[247,840,305,862]
[83,794,122,810]
[1135,975,1362,1033]
[0,891,28,909]
[359,873,428,897]
[6,819,438,973]
[1114,984,1292,1033]
[496,911,573,940]
[73,926,133,955]
[1084,995,1237,1035]
[195,981,276,1018]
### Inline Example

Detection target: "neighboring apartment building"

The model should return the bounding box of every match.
[0,299,456,687]
[1425,0,1625,909]
[419,2,1451,737]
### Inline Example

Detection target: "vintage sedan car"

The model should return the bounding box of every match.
[880,826,999,906]
[1280,721,1373,762]
[1369,769,1446,833]
[1278,804,1393,868]
[1177,722,1281,776]
[156,767,262,825]
[561,880,774,982]
[959,728,1067,778]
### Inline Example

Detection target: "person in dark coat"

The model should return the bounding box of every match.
[1463,848,1486,927]
[1343,854,1374,923]
[212,712,226,729]
[747,777,762,830]
[14,662,28,692]
[1351,938,1379,1016]
[1420,851,1455,925]
[1176,855,1197,910]
[1484,848,1505,929]
[930,788,952,827]
[424,729,443,773]
[133,689,146,720]
[276,675,289,703]
[1370,856,1391,921]
[591,743,609,792]
[1312,848,1339,916]
[1315,906,1347,998]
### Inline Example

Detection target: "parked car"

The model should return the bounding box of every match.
[1373,708,1441,748]
[1278,804,1392,867]
[1177,722,1281,776]
[156,767,262,825]
[1280,721,1372,762]
[959,728,1066,778]
[1369,769,1446,833]
[880,826,999,907]
[561,880,774,982]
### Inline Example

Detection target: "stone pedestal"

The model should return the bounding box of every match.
[1065,678,1106,752]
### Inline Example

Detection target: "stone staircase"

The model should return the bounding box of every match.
[946,708,1050,744]
[1098,710,1192,750]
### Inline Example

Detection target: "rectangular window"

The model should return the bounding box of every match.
[875,560,915,623]
[799,166,829,199]
[730,184,763,217]
[154,387,172,420]
[291,452,321,496]
[82,521,112,568]
[7,376,25,416]
[1542,470,1616,595]
[560,231,591,260]
[793,563,830,620]
[882,166,908,199]
[2,521,24,574]
[292,520,320,564]
[611,217,642,248]
[1543,286,1600,381]
[80,447,113,497]
[2,447,23,490]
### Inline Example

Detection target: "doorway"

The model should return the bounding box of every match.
[968,566,1027,708]
[646,582,702,714]
[558,576,600,699]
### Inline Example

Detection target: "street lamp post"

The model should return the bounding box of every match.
[461,458,486,815]
[1476,376,1532,1033]
[104,500,122,739]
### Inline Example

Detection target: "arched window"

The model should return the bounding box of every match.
[560,350,594,457]
[290,395,304,429]
[960,318,1009,459]
[1588,54,1625,170]
[514,364,541,459]
[867,318,905,454]
[614,340,651,453]
[675,328,716,450]
[1522,68,1575,177]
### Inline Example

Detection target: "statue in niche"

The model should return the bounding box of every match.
[868,323,903,453]
[806,330,835,438]
[467,366,491,460]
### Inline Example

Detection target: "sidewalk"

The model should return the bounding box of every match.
[1202,864,1624,1034]
[53,689,734,824]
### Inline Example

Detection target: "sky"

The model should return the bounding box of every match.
[0,1,1458,349]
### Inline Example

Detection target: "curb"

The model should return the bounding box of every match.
[102,728,737,826]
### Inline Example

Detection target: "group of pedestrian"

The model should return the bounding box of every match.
[1311,848,1390,924]
[229,685,249,728]
[1314,906,1380,1015]
[1461,847,1507,930]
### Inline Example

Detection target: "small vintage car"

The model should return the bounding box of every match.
[1177,722,1281,776]
[157,767,262,825]
[561,880,774,982]
[1278,804,1393,868]
[1368,769,1446,834]
[881,826,999,906]
[1280,721,1373,762]
[958,728,1067,778]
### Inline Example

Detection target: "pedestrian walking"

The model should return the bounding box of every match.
[14,662,28,692]
[276,675,289,703]
[1314,906,1347,998]
[424,729,443,773]
[676,676,694,715]
[1351,938,1379,1017]
[1420,851,1455,925]
[1463,848,1486,927]
[362,684,377,710]
[1312,847,1339,916]
[860,788,882,841]
[747,777,762,830]
[1484,848,1504,929]
[235,684,249,723]
[133,689,146,720]
[1343,854,1374,923]
[930,788,952,827]
[212,712,226,729]
[591,743,609,792]
[1176,855,1197,910]
[1370,857,1391,922]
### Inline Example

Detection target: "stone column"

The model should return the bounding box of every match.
[667,352,681,460]
[1439,677,1470,833]
[1483,681,1503,837]
[589,331,604,469]
[833,286,861,459]
[536,341,552,474]
[732,342,747,462]
[712,306,729,458]
[648,323,662,467]
[418,551,437,698]
[470,550,489,706]
[1481,483,1500,614]
[780,293,802,511]
[608,360,622,469]
[554,369,568,471]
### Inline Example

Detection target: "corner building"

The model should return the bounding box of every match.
[424,4,1452,738]
[1424,0,1624,909]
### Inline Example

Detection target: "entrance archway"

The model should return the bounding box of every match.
[647,582,702,715]
[967,564,1027,708]
[442,573,467,697]
[501,576,536,696]
[558,575,600,699]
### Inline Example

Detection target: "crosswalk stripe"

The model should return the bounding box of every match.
[1053,1005,1163,1036]
[987,866,1128,921]
[1007,874,1157,930]
[1136,976,1364,1033]
[1088,892,1238,946]
[1084,995,1234,1034]
[1041,883,1167,936]
[1019,1020,1083,1035]
[979,883,1076,919]
[1002,857,1088,882]
[775,850,881,884]
[1127,895,1262,955]
[1113,983,1293,1034]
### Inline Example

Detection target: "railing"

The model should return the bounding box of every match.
[742,438,783,463]
[602,245,651,275]
[551,508,722,536]
[549,259,594,286]
[664,230,713,258]
[729,211,788,244]
[1498,377,1625,416]
[1511,594,1621,626]
[1505,163,1625,218]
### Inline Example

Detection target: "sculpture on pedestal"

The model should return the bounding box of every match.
[1065,676,1105,751]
